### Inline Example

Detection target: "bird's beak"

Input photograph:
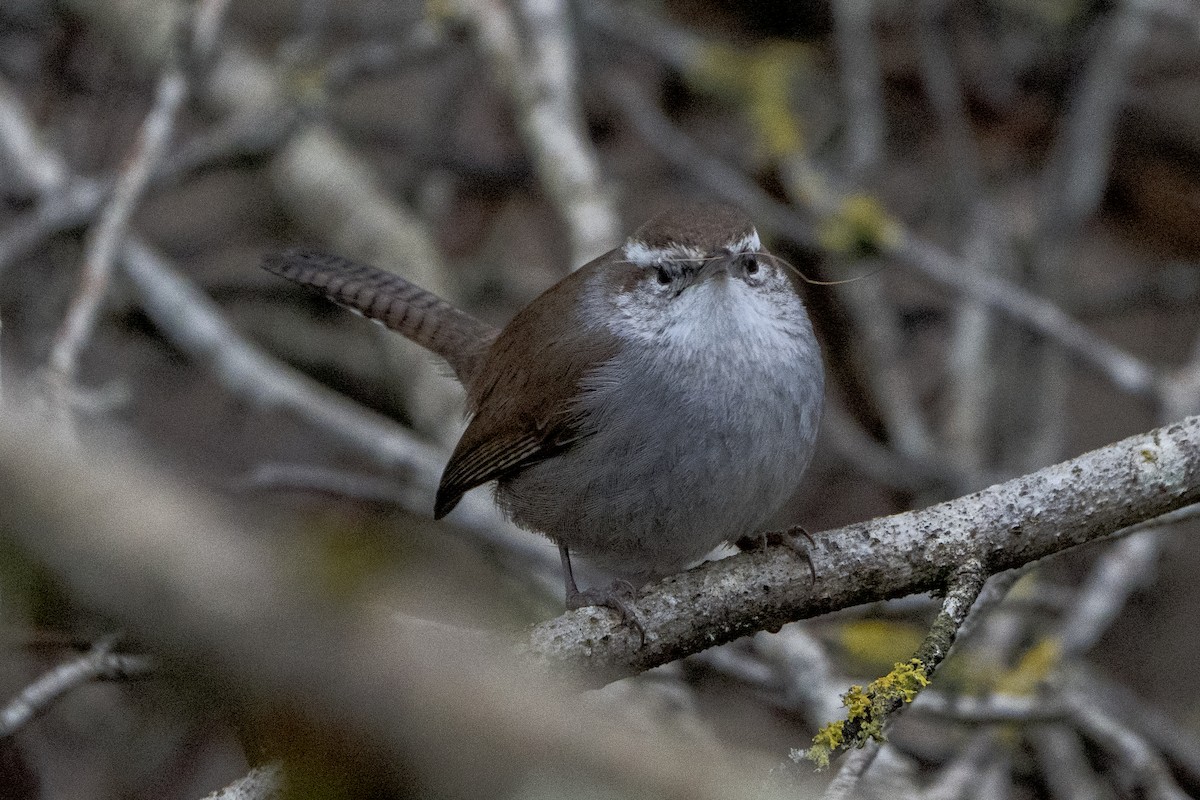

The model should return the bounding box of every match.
[693,253,735,284]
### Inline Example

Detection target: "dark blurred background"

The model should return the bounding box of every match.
[2,0,1200,797]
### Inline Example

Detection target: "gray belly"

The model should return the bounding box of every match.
[496,352,823,582]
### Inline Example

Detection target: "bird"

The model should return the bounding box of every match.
[262,203,824,625]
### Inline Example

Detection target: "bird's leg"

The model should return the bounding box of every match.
[558,544,646,644]
[736,525,817,582]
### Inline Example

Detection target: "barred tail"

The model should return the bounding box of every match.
[262,249,496,385]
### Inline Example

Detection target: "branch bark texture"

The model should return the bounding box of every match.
[524,416,1200,684]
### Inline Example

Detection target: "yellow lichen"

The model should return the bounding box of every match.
[839,619,926,670]
[817,194,901,257]
[994,637,1061,696]
[804,660,931,767]
[688,41,810,159]
[805,723,843,770]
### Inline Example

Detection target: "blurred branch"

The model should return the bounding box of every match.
[440,0,619,266]
[200,764,282,800]
[605,76,1164,401]
[51,0,465,442]
[525,415,1200,683]
[44,36,190,425]
[1065,690,1189,800]
[916,0,1001,484]
[1082,664,1200,788]
[919,730,1005,800]
[819,741,879,800]
[1057,531,1160,655]
[0,638,154,738]
[1032,725,1117,800]
[1039,0,1152,231]
[830,272,936,466]
[822,405,962,494]
[831,0,885,180]
[118,238,556,578]
[0,76,68,196]
[323,24,448,91]
[243,462,427,508]
[0,410,778,800]
[1026,0,1153,470]
[0,84,295,281]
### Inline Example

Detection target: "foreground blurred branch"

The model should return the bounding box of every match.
[0,409,780,800]
[525,415,1200,684]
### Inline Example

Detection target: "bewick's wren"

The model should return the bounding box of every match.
[263,204,824,619]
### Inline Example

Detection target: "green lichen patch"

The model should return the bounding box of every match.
[803,659,930,769]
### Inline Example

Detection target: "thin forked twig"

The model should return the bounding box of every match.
[0,638,154,738]
[43,25,190,424]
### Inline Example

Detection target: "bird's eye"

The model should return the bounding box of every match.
[655,266,671,285]
[743,255,760,275]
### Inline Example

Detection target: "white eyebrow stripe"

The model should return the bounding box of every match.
[622,240,705,265]
[729,229,761,253]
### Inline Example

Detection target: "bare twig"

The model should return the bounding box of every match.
[1024,0,1152,470]
[1065,690,1189,800]
[1074,664,1200,788]
[442,0,619,266]
[192,0,235,60]
[819,740,880,800]
[916,0,1003,484]
[831,0,885,180]
[0,76,68,196]
[200,764,283,800]
[242,462,428,508]
[1030,725,1117,800]
[921,730,1005,800]
[820,560,988,758]
[0,638,154,738]
[913,692,1061,724]
[754,626,845,725]
[44,24,189,424]
[822,405,962,494]
[1039,0,1152,232]
[833,273,936,465]
[0,178,107,278]
[889,231,1160,398]
[1057,530,1160,654]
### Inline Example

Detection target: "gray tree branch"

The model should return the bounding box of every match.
[524,415,1200,684]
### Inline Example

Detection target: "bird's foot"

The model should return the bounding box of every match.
[736,525,817,583]
[566,580,646,645]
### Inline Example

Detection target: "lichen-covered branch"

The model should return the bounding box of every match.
[805,559,987,767]
[524,415,1200,684]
